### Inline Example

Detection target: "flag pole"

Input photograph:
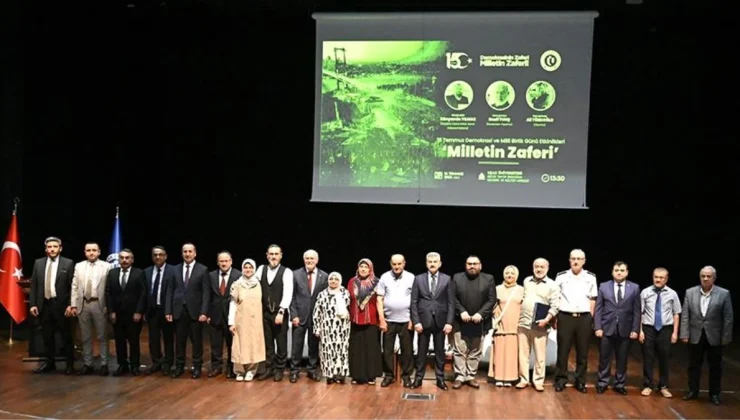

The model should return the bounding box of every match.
[8,198,19,345]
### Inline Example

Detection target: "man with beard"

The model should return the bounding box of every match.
[450,255,496,389]
[255,244,294,381]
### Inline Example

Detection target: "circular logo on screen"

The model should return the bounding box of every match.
[485,81,515,111]
[540,50,562,72]
[444,81,473,111]
[526,81,557,111]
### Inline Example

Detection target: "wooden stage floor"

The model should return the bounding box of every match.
[0,333,737,419]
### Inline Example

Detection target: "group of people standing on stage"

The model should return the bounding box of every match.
[27,237,732,405]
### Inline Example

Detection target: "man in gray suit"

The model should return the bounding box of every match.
[680,266,733,405]
[410,252,454,390]
[289,249,328,382]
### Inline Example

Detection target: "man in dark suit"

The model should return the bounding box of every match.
[28,236,76,374]
[105,248,147,376]
[410,252,454,390]
[144,245,176,375]
[450,255,496,389]
[680,266,734,405]
[594,261,640,395]
[289,249,328,383]
[207,251,241,378]
[165,242,210,379]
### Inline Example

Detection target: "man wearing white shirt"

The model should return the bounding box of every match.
[70,242,112,376]
[255,244,294,382]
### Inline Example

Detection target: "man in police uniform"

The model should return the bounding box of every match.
[554,249,597,392]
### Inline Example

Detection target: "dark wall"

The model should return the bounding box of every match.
[1,1,736,326]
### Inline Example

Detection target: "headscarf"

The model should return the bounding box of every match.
[231,258,259,301]
[502,265,520,286]
[327,271,348,317]
[353,258,378,309]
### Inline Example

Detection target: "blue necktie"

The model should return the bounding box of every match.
[152,268,161,304]
[654,288,663,331]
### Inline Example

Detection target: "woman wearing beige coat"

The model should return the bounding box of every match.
[228,258,266,381]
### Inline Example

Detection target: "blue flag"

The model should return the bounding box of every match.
[107,208,122,268]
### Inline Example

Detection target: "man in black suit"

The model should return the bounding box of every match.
[289,249,328,383]
[29,236,76,374]
[450,255,496,389]
[594,261,640,395]
[166,242,210,379]
[207,251,241,378]
[105,248,147,376]
[144,246,176,375]
[410,252,454,390]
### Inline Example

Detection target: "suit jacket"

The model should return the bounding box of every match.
[680,285,733,346]
[411,272,455,330]
[166,261,210,320]
[144,263,176,315]
[71,260,112,313]
[29,256,75,312]
[289,267,328,326]
[594,280,641,337]
[105,266,147,315]
[451,272,496,331]
[207,268,241,325]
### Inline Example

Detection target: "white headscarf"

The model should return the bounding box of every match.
[240,258,259,288]
[327,271,348,317]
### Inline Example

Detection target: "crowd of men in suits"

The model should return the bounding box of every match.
[26,237,733,405]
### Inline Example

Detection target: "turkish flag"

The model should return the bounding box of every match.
[0,213,27,324]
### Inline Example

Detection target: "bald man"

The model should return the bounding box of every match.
[516,258,560,391]
[377,254,416,388]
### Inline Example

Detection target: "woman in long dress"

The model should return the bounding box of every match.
[348,258,383,385]
[228,258,266,381]
[489,265,524,386]
[313,271,351,384]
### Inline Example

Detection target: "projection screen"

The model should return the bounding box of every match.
[311,12,597,208]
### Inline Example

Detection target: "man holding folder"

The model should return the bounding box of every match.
[515,258,560,391]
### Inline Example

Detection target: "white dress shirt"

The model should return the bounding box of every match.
[45,257,59,298]
[255,264,293,310]
[614,280,625,304]
[555,269,597,313]
[700,287,713,317]
[153,264,166,306]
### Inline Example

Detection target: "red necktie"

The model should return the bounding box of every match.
[220,272,227,296]
[308,271,313,294]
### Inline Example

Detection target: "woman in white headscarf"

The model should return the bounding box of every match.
[228,258,265,381]
[489,264,524,386]
[313,271,351,383]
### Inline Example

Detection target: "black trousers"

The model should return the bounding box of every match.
[415,324,446,382]
[40,298,74,364]
[642,324,671,389]
[382,322,414,380]
[148,306,174,368]
[597,334,632,389]
[210,319,233,371]
[555,312,592,385]
[291,319,319,373]
[175,306,203,368]
[263,311,288,372]
[688,329,723,396]
[114,313,142,367]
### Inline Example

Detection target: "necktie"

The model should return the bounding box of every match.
[307,271,313,295]
[617,283,623,304]
[184,264,191,287]
[121,268,128,288]
[84,262,94,299]
[152,267,161,303]
[44,258,55,299]
[430,274,437,295]
[220,272,227,296]
[654,288,663,331]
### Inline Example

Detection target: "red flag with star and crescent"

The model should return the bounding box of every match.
[0,213,27,324]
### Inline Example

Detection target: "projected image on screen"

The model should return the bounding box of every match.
[312,12,598,208]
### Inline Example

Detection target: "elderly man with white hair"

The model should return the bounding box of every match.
[289,249,329,383]
[680,266,733,406]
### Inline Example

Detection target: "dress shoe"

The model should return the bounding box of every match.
[682,391,699,401]
[170,367,184,378]
[452,380,463,389]
[162,365,171,376]
[78,365,94,376]
[613,387,627,395]
[147,364,162,375]
[289,373,299,383]
[403,377,412,388]
[273,371,284,382]
[225,371,236,379]
[33,362,56,373]
[113,365,129,377]
[334,376,345,384]
[595,386,606,394]
[381,376,395,387]
[575,383,587,393]
[99,366,109,376]
[192,367,202,379]
[131,367,140,376]
[208,369,221,378]
[466,379,480,389]
[554,382,565,392]
[710,395,720,405]
[255,370,272,381]
[308,371,321,382]
[412,378,423,389]
[436,380,448,390]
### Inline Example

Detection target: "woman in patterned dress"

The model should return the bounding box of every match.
[313,271,351,384]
